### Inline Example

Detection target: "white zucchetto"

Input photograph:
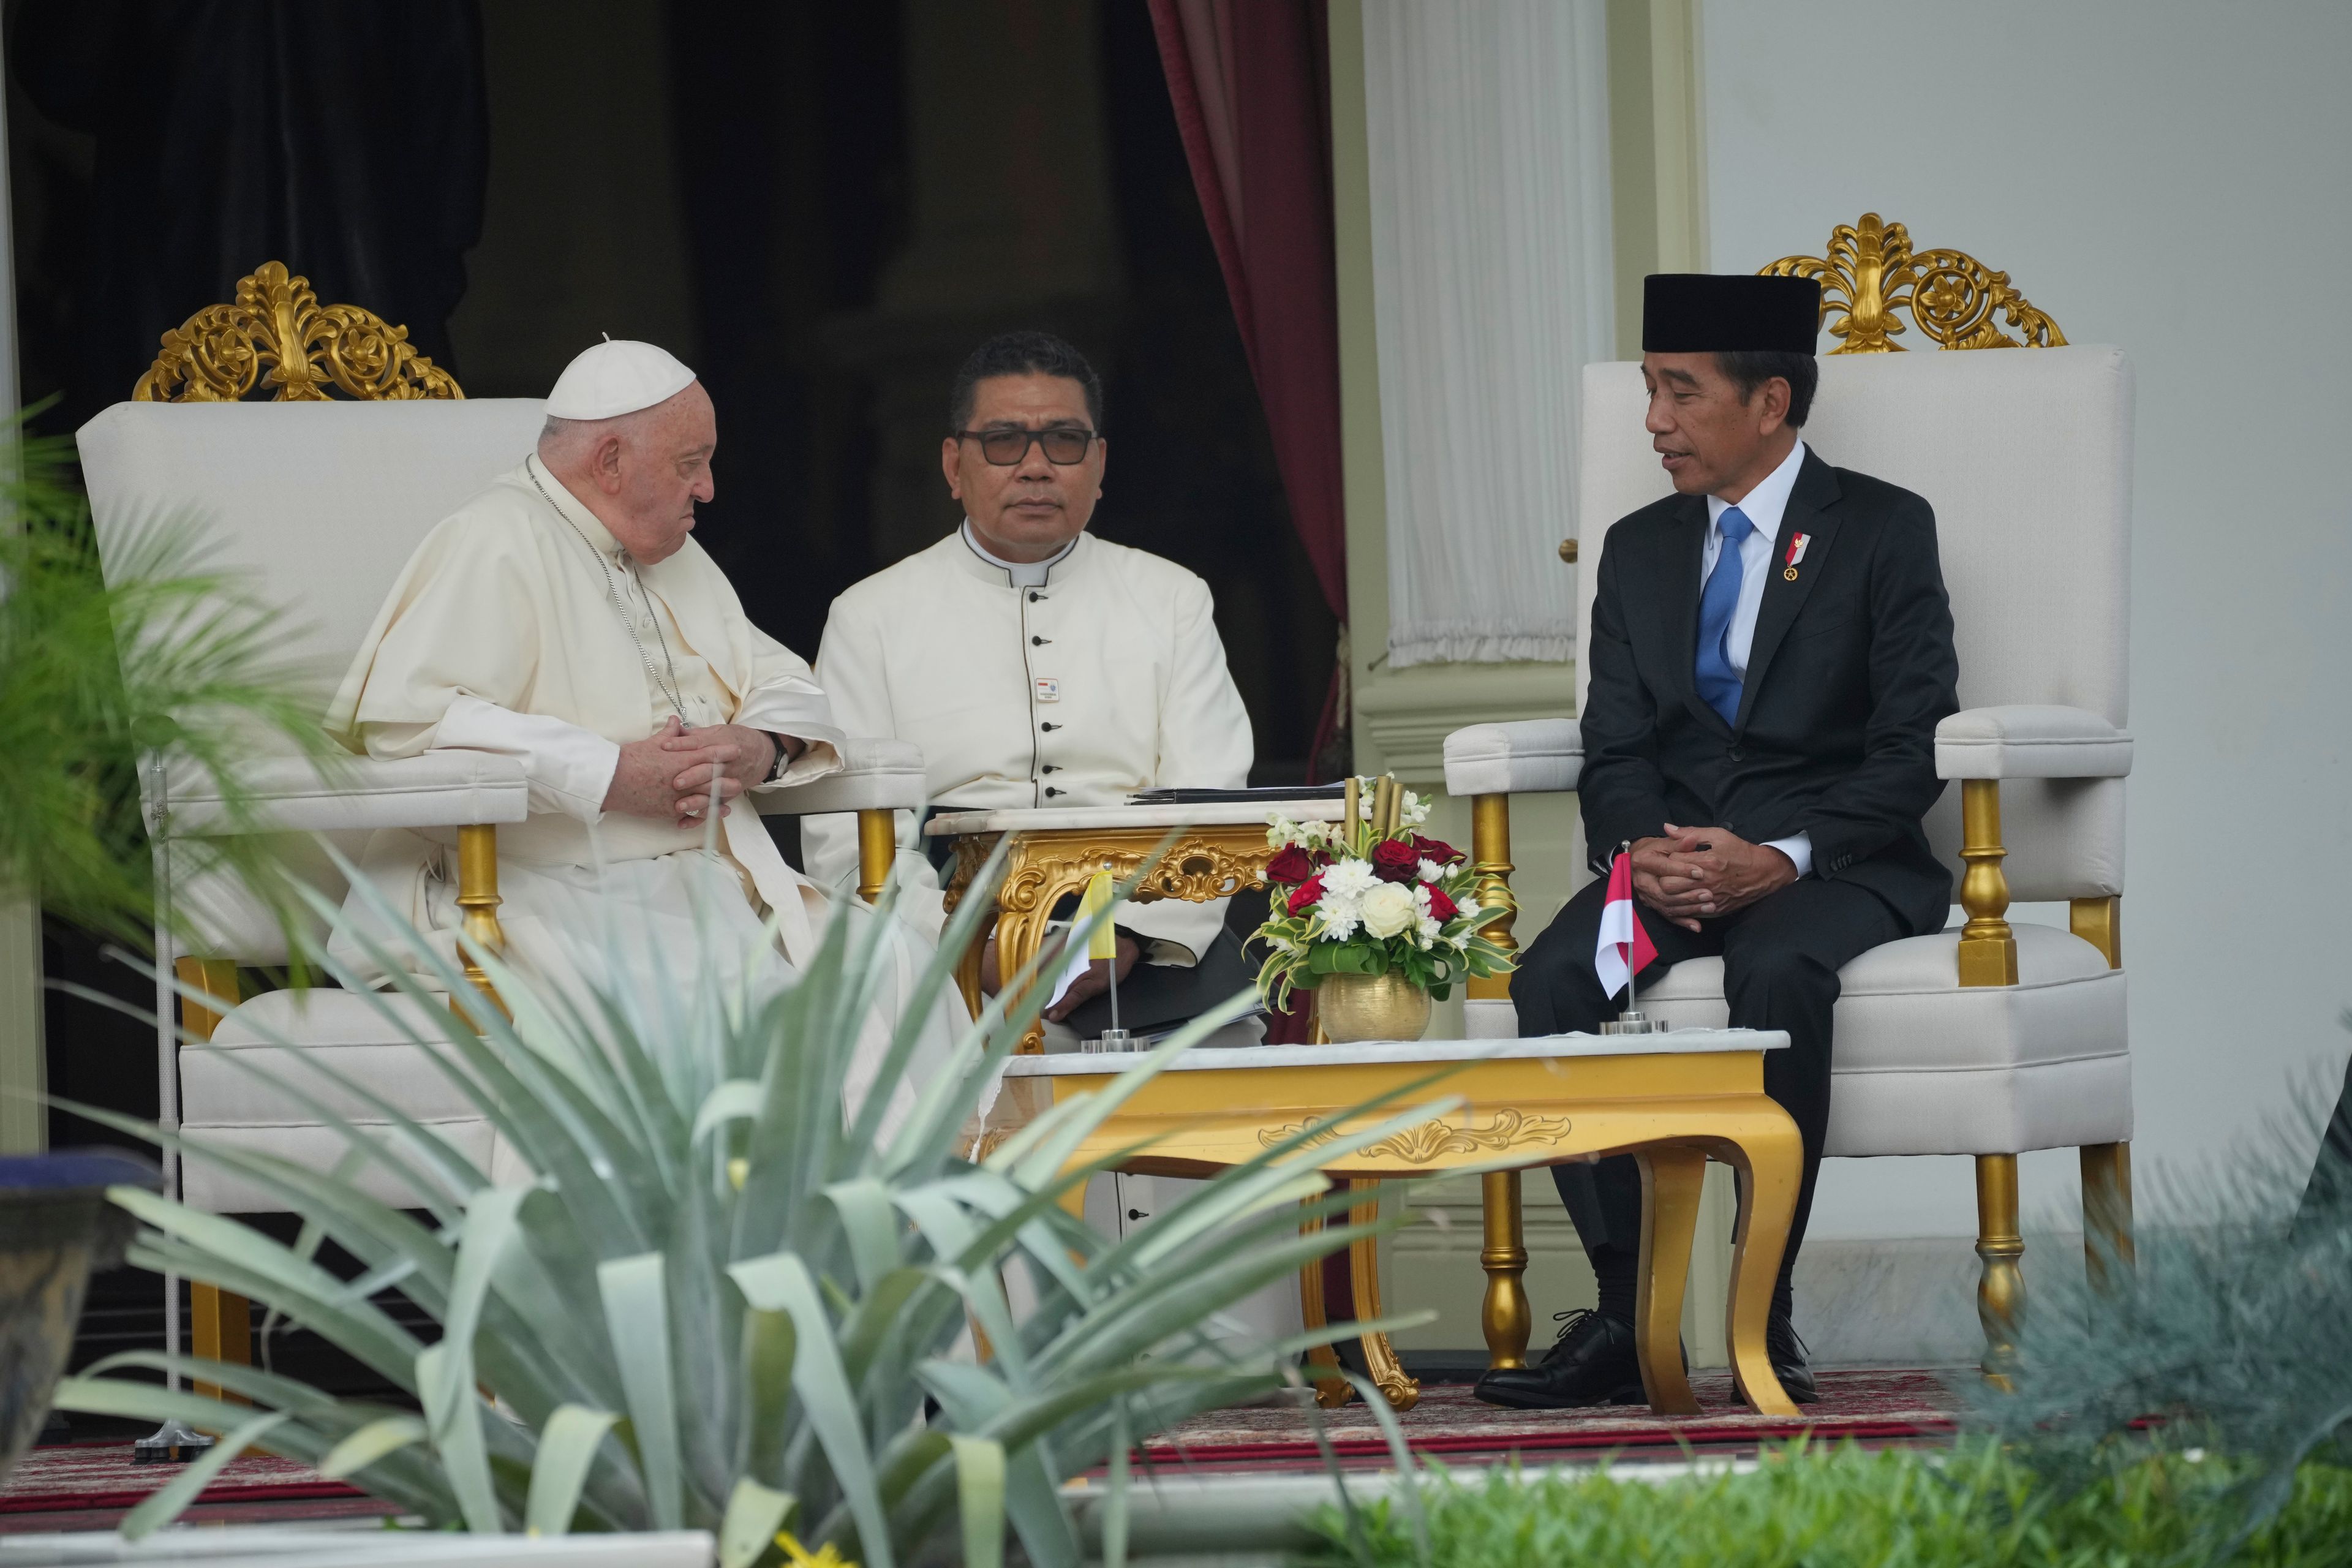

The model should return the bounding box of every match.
[544,338,697,420]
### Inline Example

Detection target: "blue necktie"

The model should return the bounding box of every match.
[1694,506,1754,727]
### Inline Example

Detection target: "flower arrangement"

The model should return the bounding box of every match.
[1253,774,1514,1011]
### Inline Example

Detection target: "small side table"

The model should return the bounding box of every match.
[929,801,1345,1056]
[976,1029,1804,1417]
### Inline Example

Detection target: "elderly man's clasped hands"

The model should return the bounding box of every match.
[1628,823,1800,932]
[601,714,801,827]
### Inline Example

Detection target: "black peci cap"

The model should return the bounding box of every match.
[1643,274,1822,354]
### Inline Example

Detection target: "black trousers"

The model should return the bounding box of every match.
[2297,1052,2352,1228]
[1510,873,1903,1312]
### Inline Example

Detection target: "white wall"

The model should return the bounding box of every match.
[1702,0,2352,1240]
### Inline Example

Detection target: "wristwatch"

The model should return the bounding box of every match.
[764,732,789,783]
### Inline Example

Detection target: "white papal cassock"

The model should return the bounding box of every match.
[324,454,949,1127]
[804,526,1253,965]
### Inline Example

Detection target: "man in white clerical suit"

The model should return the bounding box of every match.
[806,330,1259,1046]
[326,339,949,1126]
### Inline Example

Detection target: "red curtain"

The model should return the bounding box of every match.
[1148,0,1348,757]
[1150,0,1346,1045]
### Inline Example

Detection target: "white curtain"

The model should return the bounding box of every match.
[1362,0,1615,668]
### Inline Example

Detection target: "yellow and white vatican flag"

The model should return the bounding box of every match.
[1048,868,1120,1020]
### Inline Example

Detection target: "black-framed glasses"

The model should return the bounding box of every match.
[954,426,1099,466]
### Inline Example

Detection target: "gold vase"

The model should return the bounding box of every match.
[1316,971,1433,1044]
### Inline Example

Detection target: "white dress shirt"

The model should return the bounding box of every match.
[1701,438,1814,878]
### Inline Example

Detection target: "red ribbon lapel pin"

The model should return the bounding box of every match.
[1782,532,1811,581]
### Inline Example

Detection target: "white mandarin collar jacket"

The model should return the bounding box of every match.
[807,527,1254,962]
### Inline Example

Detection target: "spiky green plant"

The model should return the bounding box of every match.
[53,856,1444,1564]
[0,413,333,944]
[1968,1041,2352,1559]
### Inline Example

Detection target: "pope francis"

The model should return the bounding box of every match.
[325,339,951,1126]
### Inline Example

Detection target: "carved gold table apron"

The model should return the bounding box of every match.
[984,1030,1803,1417]
[929,801,1347,1057]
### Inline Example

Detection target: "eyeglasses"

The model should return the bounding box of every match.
[954,426,1099,466]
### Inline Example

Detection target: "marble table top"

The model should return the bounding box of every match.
[925,798,1348,837]
[1000,1027,1784,1077]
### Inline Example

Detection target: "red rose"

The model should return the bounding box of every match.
[1287,875,1325,916]
[1423,886,1459,922]
[1266,845,1317,885]
[1412,834,1466,867]
[1370,839,1420,883]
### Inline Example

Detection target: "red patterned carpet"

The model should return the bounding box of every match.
[1142,1370,1961,1471]
[0,1442,381,1533]
[0,1372,1960,1525]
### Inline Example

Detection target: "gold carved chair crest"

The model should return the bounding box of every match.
[1761,211,2065,353]
[134,260,464,402]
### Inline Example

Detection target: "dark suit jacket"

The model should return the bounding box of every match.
[1579,448,1960,937]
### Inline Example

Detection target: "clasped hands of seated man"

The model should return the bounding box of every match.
[976,929,1141,1025]
[602,715,802,828]
[1630,824,1798,932]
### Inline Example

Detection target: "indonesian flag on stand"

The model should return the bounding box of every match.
[1594,847,1658,1005]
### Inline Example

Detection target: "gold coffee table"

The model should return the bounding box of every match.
[978,1028,1804,1416]
[930,800,1346,1055]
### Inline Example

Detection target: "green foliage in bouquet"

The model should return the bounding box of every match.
[1967,1036,2352,1559]
[52,859,1446,1565]
[0,414,331,943]
[1252,783,1513,1009]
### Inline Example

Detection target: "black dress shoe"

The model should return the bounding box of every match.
[1474,1309,1651,1409]
[1766,1311,1819,1404]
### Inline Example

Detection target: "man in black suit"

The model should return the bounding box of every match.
[1476,274,1959,1410]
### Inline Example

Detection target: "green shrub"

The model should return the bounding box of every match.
[1301,1442,2352,1568]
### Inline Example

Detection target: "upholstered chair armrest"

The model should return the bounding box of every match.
[1935,705,2133,780]
[1444,719,1583,798]
[755,736,926,816]
[158,752,529,836]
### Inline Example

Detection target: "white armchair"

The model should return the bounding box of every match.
[1444,230,2135,1379]
[78,264,924,1390]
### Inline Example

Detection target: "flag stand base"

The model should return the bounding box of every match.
[1599,1011,1657,1036]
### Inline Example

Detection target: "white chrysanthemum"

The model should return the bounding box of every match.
[1419,858,1444,886]
[1321,859,1378,899]
[1417,916,1443,946]
[1360,881,1416,938]
[1401,790,1432,827]
[1317,906,1360,942]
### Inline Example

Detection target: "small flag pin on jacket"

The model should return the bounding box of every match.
[1782,531,1811,579]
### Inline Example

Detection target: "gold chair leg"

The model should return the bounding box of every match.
[454,823,508,1020]
[173,960,249,1403]
[2081,1141,2135,1289]
[190,1284,252,1406]
[854,807,897,904]
[1956,780,2018,987]
[173,958,241,1044]
[1466,794,1520,1000]
[1346,1180,1419,1411]
[1479,1170,1532,1370]
[1975,1153,2025,1389]
[2068,895,2121,968]
[1634,1146,1705,1415]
